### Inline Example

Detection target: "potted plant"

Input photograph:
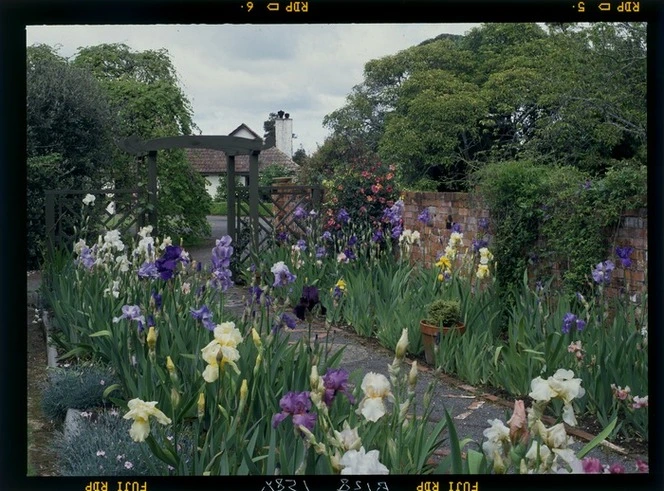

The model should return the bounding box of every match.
[420,299,465,364]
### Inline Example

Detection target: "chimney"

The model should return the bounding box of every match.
[274,111,293,158]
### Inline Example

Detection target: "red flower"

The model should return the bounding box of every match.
[386,172,394,180]
[386,185,393,193]
[378,197,386,204]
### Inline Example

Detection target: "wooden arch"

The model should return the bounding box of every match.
[117,134,263,247]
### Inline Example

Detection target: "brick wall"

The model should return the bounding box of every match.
[402,191,648,297]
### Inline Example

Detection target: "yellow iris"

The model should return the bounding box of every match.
[436,256,452,271]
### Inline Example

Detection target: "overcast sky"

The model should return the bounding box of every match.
[27,24,479,155]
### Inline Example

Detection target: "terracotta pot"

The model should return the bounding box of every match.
[419,320,466,365]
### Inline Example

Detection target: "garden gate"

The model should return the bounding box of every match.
[45,187,149,252]
[233,182,322,261]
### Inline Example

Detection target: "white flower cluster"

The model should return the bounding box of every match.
[482,369,587,474]
[132,226,156,262]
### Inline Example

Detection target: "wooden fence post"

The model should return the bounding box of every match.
[147,151,158,234]
[227,155,236,245]
[45,191,55,253]
[249,151,260,251]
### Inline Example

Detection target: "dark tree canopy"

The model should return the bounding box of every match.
[306,22,646,191]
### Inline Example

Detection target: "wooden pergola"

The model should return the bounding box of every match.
[117,134,263,248]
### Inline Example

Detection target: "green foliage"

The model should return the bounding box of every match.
[258,164,295,187]
[475,160,546,293]
[425,299,461,326]
[478,160,647,296]
[70,43,210,242]
[314,23,645,190]
[27,45,115,179]
[26,44,116,268]
[41,365,119,422]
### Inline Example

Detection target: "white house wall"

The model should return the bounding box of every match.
[204,174,249,200]
[205,175,221,199]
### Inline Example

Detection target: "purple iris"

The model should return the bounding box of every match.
[77,247,96,269]
[472,238,489,253]
[337,209,350,225]
[155,245,183,281]
[137,261,159,279]
[615,246,633,268]
[281,312,298,329]
[343,248,356,261]
[315,246,327,258]
[592,260,615,285]
[321,231,332,242]
[147,314,155,328]
[151,290,162,310]
[418,208,432,226]
[211,236,233,270]
[478,218,489,232]
[113,305,145,325]
[190,305,215,331]
[211,267,234,292]
[293,206,307,220]
[348,235,358,247]
[562,313,586,334]
[372,229,384,243]
[296,239,307,251]
[276,231,289,243]
[294,285,325,320]
[271,262,297,287]
[391,224,403,239]
[248,285,263,304]
[210,236,234,291]
[322,368,355,406]
[452,223,462,233]
[333,285,344,300]
[562,313,577,334]
[271,391,316,433]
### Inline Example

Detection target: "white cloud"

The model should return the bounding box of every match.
[27,23,479,154]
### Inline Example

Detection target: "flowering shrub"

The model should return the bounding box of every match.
[321,156,400,232]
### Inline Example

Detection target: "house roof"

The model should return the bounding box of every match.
[187,145,298,175]
[229,124,261,140]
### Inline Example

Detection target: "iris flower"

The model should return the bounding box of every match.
[272,391,316,433]
[123,398,171,442]
[200,322,243,381]
[271,261,296,287]
[357,372,394,422]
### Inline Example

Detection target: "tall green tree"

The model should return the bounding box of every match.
[314,23,646,191]
[27,44,117,268]
[72,43,211,242]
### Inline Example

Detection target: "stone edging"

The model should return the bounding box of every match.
[40,310,59,369]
